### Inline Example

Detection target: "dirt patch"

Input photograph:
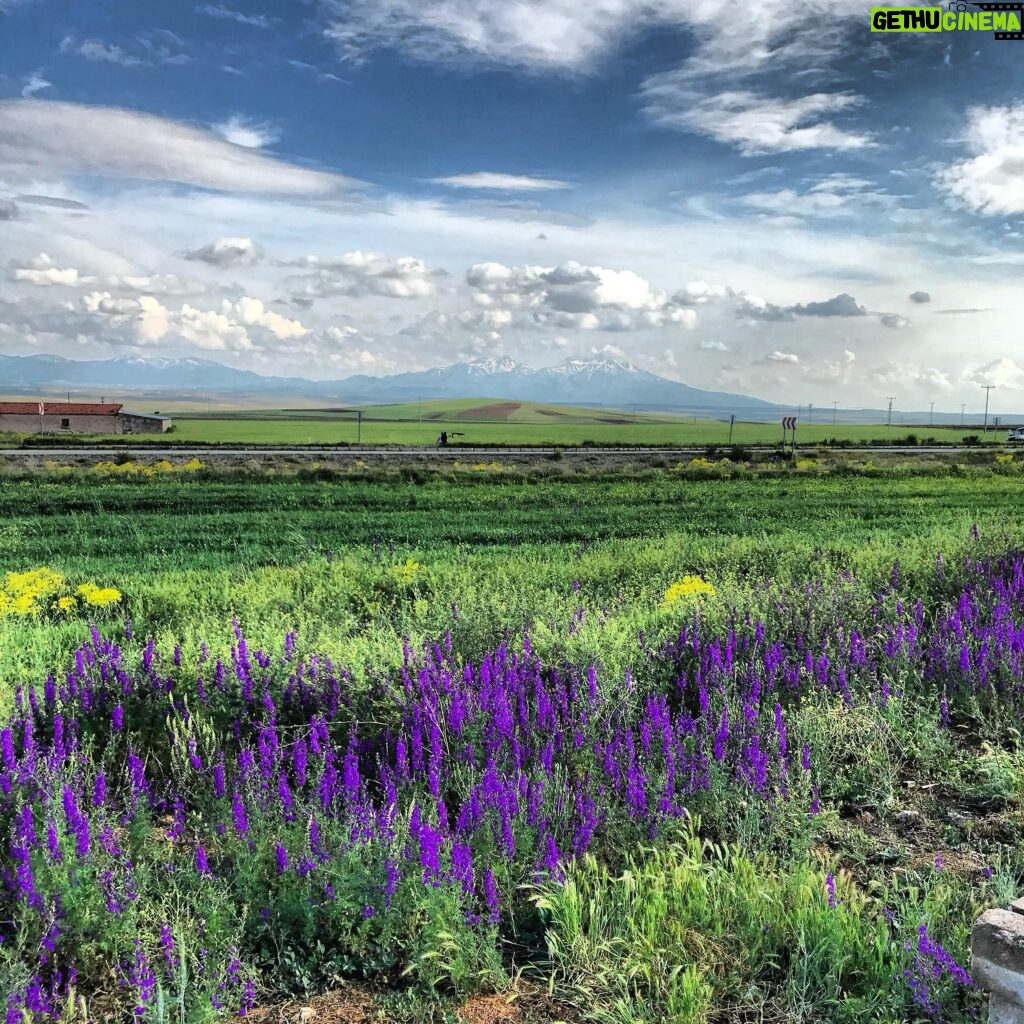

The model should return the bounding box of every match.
[458,994,522,1023]
[456,403,522,420]
[249,987,576,1024]
[249,987,374,1024]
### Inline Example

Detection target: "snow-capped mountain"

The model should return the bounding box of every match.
[0,352,781,413]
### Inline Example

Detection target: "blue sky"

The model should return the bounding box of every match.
[1,0,1023,409]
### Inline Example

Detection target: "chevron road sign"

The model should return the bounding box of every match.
[782,416,797,430]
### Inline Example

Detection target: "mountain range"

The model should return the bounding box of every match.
[0,353,782,415]
[0,353,1014,425]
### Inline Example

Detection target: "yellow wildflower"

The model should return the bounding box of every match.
[392,558,423,584]
[76,581,122,607]
[660,575,716,612]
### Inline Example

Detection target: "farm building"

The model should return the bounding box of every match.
[0,402,172,434]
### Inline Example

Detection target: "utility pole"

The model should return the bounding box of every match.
[961,403,966,427]
[357,409,362,445]
[982,384,995,433]
[832,400,838,426]
[929,401,934,427]
[887,396,895,427]
[808,402,813,424]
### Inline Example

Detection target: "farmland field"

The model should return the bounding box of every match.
[1,461,1023,1022]
[2,398,1010,447]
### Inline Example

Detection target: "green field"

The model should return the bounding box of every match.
[0,398,1008,447]
[1,463,1021,1021]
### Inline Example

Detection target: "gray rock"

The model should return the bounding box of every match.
[972,909,1024,1021]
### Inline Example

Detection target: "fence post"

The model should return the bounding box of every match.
[972,900,1024,1023]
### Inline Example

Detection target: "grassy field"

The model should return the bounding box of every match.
[1,462,1022,1022]
[8,407,1010,448]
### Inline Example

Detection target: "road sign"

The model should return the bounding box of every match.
[782,416,797,430]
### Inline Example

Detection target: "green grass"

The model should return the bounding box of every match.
[0,468,1018,575]
[23,419,1007,447]
[0,464,1021,1022]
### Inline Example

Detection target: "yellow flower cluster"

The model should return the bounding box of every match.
[0,568,65,617]
[391,558,423,584]
[660,574,716,613]
[76,582,123,608]
[94,458,204,476]
[795,458,819,470]
[0,567,122,618]
[996,453,1014,464]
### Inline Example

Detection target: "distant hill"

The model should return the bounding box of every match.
[0,353,782,414]
[1,353,1013,425]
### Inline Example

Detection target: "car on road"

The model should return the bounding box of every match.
[1007,428,1024,443]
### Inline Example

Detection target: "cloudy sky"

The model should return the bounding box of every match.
[1,0,1023,408]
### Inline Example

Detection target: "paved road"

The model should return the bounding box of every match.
[0,445,1004,457]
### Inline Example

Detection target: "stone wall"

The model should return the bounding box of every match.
[0,414,122,433]
[120,414,171,434]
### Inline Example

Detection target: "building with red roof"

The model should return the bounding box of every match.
[0,402,172,434]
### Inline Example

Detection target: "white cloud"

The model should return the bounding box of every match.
[937,104,1024,215]
[319,0,872,154]
[320,0,864,77]
[676,281,729,304]
[106,274,196,295]
[287,251,438,299]
[767,350,799,363]
[464,259,698,331]
[60,32,190,67]
[224,296,307,339]
[326,324,363,342]
[430,172,571,191]
[9,253,95,287]
[83,291,170,342]
[0,100,354,195]
[177,304,254,350]
[62,37,144,67]
[197,4,271,27]
[184,237,264,267]
[20,73,51,99]
[213,116,279,149]
[962,357,1024,390]
[82,289,304,347]
[871,362,953,391]
[642,84,871,155]
[699,339,729,351]
[741,174,891,218]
